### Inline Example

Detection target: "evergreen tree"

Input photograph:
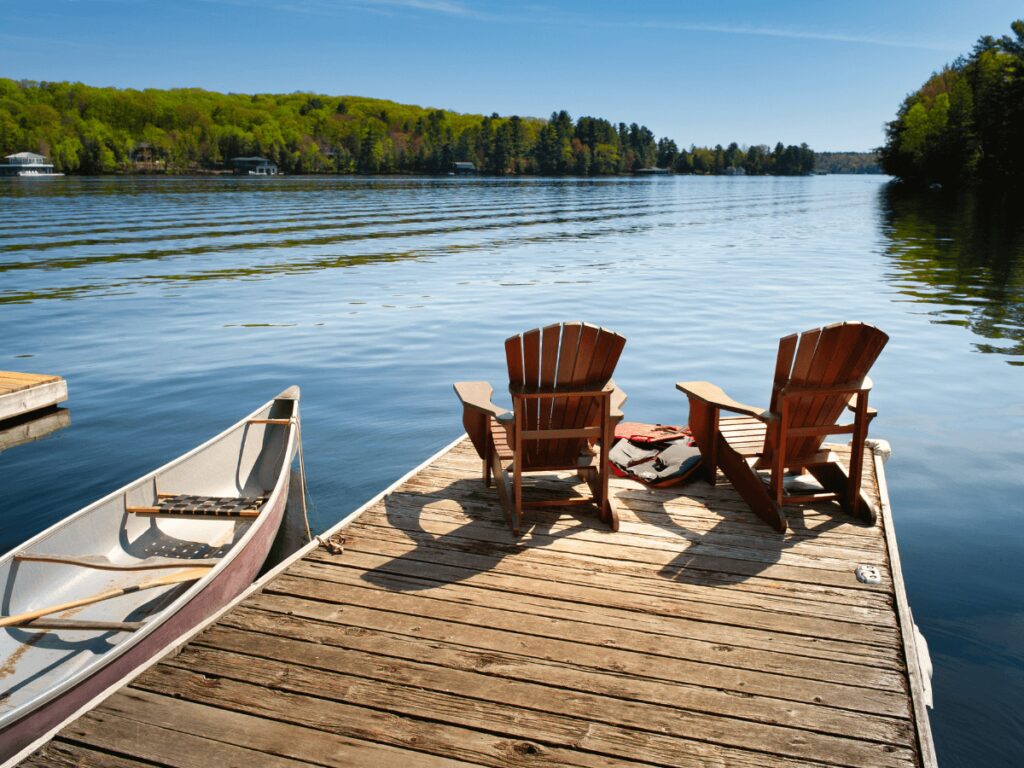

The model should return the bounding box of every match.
[656,137,679,169]
[881,19,1024,188]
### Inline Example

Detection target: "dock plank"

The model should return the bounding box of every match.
[255,570,910,717]
[330,517,897,624]
[34,708,312,768]
[291,551,899,646]
[211,605,913,744]
[97,688,472,768]
[132,664,652,768]
[25,437,933,767]
[241,586,903,686]
[0,372,67,422]
[159,640,916,767]
[252,569,904,669]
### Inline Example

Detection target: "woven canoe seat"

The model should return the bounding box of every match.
[127,494,267,518]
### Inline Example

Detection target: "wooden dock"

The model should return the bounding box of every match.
[19,437,935,767]
[0,372,67,423]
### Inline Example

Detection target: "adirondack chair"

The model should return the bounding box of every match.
[677,322,888,532]
[454,322,627,535]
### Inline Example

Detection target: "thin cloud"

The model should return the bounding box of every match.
[646,20,959,52]
[497,8,959,53]
[354,1,963,52]
[192,0,480,17]
[51,0,965,51]
[366,0,473,14]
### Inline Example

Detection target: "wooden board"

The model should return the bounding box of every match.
[26,437,934,767]
[0,372,67,422]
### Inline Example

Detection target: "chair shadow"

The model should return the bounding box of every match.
[360,474,591,592]
[624,477,864,586]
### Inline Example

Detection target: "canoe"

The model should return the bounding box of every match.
[0,386,300,762]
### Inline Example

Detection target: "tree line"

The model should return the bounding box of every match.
[814,151,881,174]
[880,19,1024,189]
[0,78,815,177]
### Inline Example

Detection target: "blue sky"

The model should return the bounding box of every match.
[2,0,1021,150]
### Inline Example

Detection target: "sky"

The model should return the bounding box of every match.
[2,0,1021,151]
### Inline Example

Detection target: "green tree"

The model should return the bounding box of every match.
[881,19,1024,188]
[656,137,678,169]
[723,142,744,170]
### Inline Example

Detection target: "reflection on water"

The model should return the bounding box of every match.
[0,408,70,454]
[881,185,1024,363]
[0,175,1021,766]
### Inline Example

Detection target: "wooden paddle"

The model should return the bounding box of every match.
[0,567,209,629]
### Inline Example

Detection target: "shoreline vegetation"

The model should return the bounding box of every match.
[1,78,821,177]
[814,151,880,175]
[881,19,1024,190]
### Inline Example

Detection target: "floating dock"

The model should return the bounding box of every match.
[0,373,67,423]
[19,436,935,767]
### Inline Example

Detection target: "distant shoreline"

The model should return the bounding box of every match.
[3,78,820,178]
[0,169,885,179]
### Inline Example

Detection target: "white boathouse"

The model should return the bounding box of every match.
[231,156,279,176]
[0,152,62,177]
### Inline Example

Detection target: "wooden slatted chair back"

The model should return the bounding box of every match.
[763,322,888,466]
[505,322,625,470]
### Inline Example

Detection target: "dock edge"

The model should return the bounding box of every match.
[874,445,938,767]
[3,434,467,768]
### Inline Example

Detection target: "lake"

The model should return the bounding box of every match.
[1,174,1021,766]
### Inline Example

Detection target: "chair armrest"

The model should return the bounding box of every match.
[609,380,627,421]
[676,380,771,421]
[454,381,509,419]
[846,391,878,419]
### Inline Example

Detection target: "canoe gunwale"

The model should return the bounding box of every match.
[0,387,300,735]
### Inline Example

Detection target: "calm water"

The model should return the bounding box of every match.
[1,175,1021,765]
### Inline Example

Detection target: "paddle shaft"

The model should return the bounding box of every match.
[0,567,210,628]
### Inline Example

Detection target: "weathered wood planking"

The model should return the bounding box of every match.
[0,372,67,422]
[23,437,934,768]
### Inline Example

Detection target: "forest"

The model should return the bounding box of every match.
[814,151,881,174]
[0,79,814,177]
[880,19,1024,189]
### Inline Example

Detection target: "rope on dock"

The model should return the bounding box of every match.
[316,533,346,555]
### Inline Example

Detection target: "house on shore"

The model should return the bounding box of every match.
[231,157,278,176]
[0,152,63,177]
[450,161,476,175]
[130,143,167,172]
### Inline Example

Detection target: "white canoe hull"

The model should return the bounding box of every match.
[0,387,300,761]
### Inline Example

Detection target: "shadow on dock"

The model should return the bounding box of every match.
[22,437,932,768]
[362,477,594,592]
